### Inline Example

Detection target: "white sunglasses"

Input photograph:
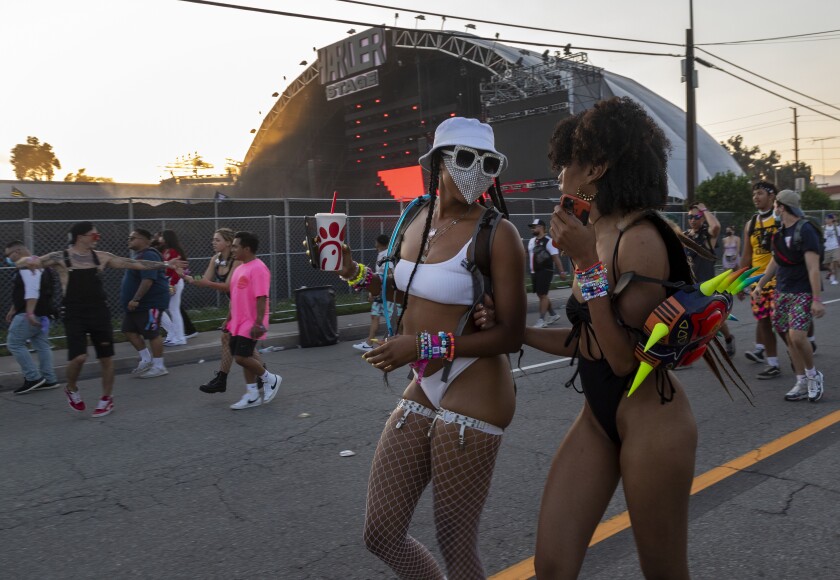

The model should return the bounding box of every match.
[441,145,504,177]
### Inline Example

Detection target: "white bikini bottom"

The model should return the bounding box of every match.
[413,357,478,409]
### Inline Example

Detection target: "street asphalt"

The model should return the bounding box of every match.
[2,285,839,579]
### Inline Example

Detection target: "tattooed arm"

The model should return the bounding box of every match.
[97,251,185,272]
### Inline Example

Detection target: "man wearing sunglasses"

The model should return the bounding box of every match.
[18,221,186,418]
[683,202,736,355]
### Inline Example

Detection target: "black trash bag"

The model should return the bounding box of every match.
[294,286,338,348]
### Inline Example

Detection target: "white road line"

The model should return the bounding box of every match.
[513,357,571,373]
[823,298,840,305]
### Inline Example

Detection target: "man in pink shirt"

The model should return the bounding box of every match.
[226,231,282,410]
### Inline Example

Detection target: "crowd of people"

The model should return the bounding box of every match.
[3,100,835,578]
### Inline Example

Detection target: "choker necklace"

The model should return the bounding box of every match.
[759,208,774,219]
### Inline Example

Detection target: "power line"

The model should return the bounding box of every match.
[697,28,840,46]
[332,0,683,47]
[177,0,682,58]
[703,107,789,127]
[709,118,790,135]
[697,48,840,115]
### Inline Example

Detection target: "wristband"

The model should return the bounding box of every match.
[812,296,822,302]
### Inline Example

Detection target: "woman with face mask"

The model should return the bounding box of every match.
[722,225,741,270]
[321,117,526,579]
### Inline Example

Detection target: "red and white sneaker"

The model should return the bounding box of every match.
[92,396,114,418]
[65,388,85,412]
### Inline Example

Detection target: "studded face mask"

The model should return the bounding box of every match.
[442,156,496,204]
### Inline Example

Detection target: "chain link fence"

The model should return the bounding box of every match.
[1,198,835,348]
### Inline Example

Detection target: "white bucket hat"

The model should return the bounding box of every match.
[418,117,508,173]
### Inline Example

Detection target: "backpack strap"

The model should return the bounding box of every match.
[440,206,503,382]
[382,195,431,336]
[91,250,101,266]
[62,249,72,269]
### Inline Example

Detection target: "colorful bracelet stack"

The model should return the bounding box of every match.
[416,331,456,361]
[575,261,609,301]
[342,262,374,291]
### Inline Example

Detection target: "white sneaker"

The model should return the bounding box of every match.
[164,339,187,346]
[832,280,838,286]
[807,371,824,402]
[139,366,169,379]
[185,332,199,339]
[352,341,375,351]
[545,313,561,326]
[534,318,547,328]
[230,386,262,410]
[131,360,153,375]
[261,373,283,404]
[784,379,808,402]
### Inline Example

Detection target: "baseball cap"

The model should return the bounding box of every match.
[530,219,546,227]
[775,189,804,217]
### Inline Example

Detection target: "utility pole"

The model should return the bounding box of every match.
[791,107,799,167]
[684,0,697,207]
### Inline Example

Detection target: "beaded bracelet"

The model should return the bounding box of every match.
[416,331,456,361]
[575,261,609,301]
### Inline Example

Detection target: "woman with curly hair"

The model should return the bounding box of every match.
[323,117,526,579]
[526,97,697,579]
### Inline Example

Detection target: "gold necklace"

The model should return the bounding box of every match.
[422,203,472,261]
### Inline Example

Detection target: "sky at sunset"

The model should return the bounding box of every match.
[2,0,840,185]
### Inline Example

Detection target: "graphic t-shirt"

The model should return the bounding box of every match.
[824,224,839,251]
[227,258,271,338]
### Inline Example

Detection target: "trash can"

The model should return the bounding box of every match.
[294,285,338,348]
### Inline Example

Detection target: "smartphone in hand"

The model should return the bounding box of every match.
[559,194,591,224]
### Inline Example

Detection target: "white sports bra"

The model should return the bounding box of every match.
[393,240,474,306]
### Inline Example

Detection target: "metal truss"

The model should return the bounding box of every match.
[244,64,321,166]
[481,56,603,110]
[392,30,510,74]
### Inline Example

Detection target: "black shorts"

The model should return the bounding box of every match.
[531,269,553,296]
[229,335,258,358]
[121,309,164,339]
[64,306,115,360]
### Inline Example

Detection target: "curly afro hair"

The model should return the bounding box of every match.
[548,96,671,216]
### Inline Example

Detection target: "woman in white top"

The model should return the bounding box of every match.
[324,117,525,579]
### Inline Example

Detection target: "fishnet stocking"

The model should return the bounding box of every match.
[364,403,502,580]
[431,419,502,580]
[364,406,442,579]
[219,331,261,374]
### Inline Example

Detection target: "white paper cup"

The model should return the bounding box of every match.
[315,213,347,271]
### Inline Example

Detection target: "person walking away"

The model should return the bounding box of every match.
[225,231,281,410]
[18,222,184,418]
[823,213,839,285]
[120,229,171,379]
[752,189,825,402]
[740,181,785,379]
[721,225,741,270]
[158,230,188,346]
[354,234,400,351]
[4,241,60,394]
[528,218,565,327]
[684,202,736,354]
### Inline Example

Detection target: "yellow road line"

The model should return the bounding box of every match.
[490,409,840,580]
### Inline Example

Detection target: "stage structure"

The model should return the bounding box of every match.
[241,28,741,201]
